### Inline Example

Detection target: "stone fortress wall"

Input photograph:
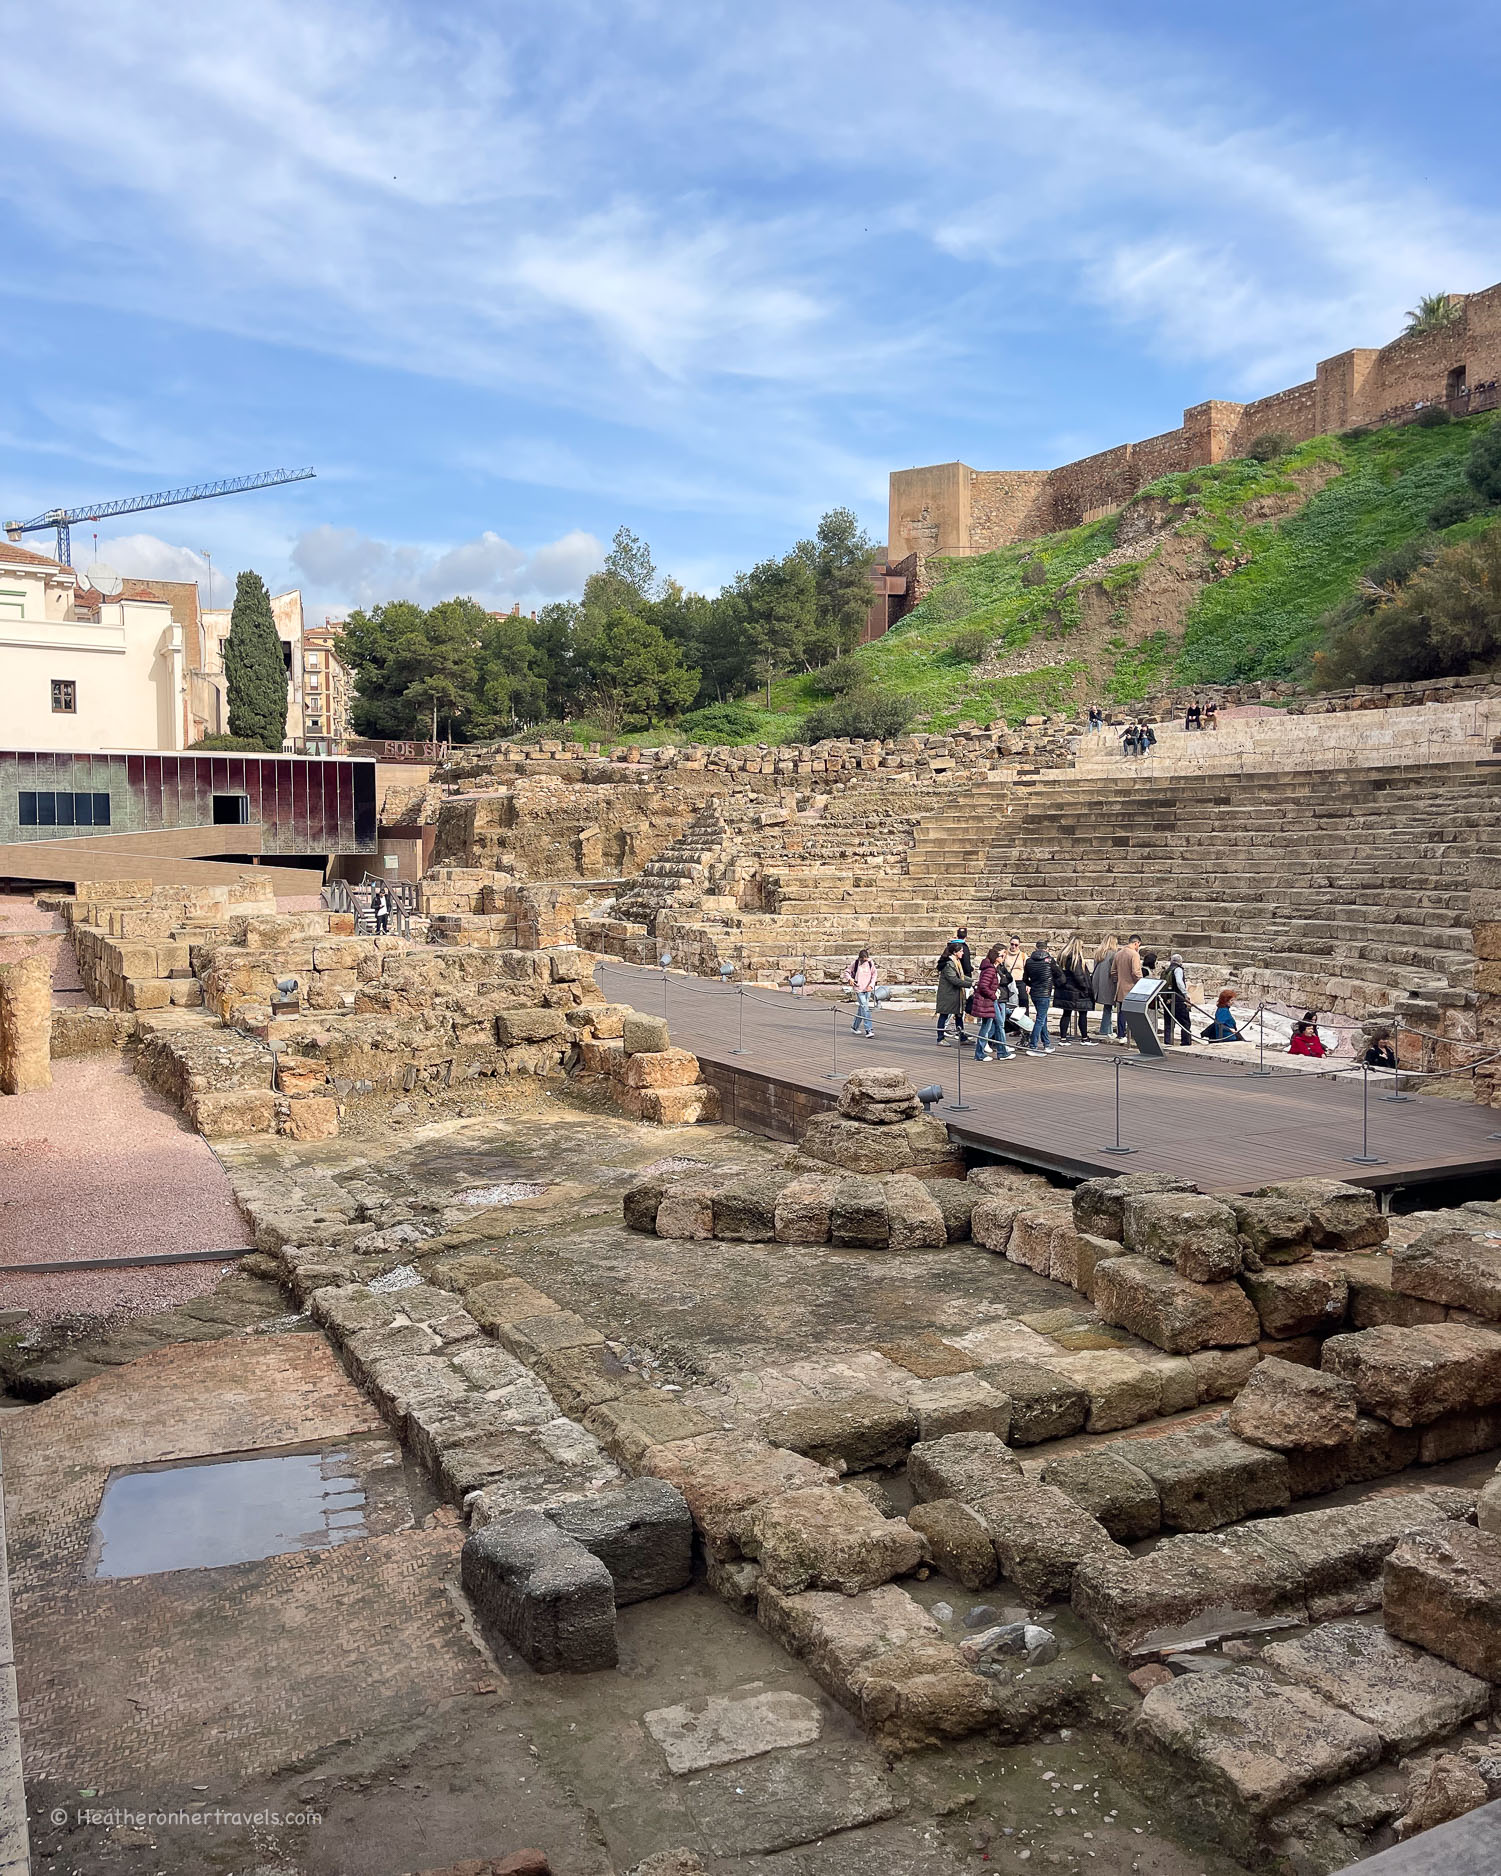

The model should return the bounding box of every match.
[890,280,1501,558]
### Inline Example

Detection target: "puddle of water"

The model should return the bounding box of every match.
[91,1448,369,1578]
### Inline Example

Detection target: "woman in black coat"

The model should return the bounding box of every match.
[1053,936,1095,1044]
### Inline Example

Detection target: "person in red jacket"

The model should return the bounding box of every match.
[1288,1012,1327,1058]
[970,945,1015,1062]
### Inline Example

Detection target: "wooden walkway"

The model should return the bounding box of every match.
[598,962,1501,1195]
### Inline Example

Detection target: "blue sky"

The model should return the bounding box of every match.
[2,0,1498,621]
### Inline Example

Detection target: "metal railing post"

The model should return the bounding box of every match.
[1345,1062,1388,1166]
[731,985,747,1056]
[824,1005,841,1080]
[947,1042,971,1112]
[1103,1055,1135,1154]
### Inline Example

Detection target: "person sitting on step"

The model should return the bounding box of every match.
[1288,1012,1328,1058]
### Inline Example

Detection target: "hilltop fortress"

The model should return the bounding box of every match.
[887,280,1501,564]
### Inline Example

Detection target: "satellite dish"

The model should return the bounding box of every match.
[84,561,122,596]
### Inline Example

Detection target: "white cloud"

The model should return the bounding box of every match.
[89,532,210,595]
[289,523,603,612]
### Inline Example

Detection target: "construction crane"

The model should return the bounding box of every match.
[3,467,316,567]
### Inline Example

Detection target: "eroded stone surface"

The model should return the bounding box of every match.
[972,1484,1122,1604]
[1227,1357,1359,1451]
[742,1486,926,1596]
[1130,1426,1290,1532]
[1041,1448,1161,1542]
[907,1431,1022,1506]
[1384,1522,1501,1682]
[1263,1621,1489,1754]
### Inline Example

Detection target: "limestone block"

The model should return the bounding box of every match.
[544,1478,693,1605]
[1043,1350,1161,1433]
[837,1069,923,1123]
[1130,1668,1381,1834]
[1187,1345,1261,1400]
[1282,1415,1418,1499]
[583,1395,717,1471]
[773,1173,838,1244]
[1093,1256,1260,1355]
[1059,1231,1125,1300]
[274,1056,329,1096]
[637,1434,838,1558]
[970,1193,1025,1254]
[463,1278,560,1331]
[972,1483,1123,1604]
[908,1431,1023,1505]
[496,1309,604,1363]
[1071,1170,1197,1243]
[829,1178,889,1247]
[622,1173,668,1233]
[1345,1255,1448,1328]
[907,1373,1011,1443]
[800,1112,952,1175]
[304,969,358,1011]
[623,1011,672,1054]
[494,1008,570,1045]
[1123,1193,1243,1283]
[1383,1523,1501,1682]
[1041,1449,1161,1542]
[712,1172,796,1243]
[764,1393,918,1472]
[1480,1463,1501,1534]
[312,939,365,971]
[1258,1490,1475,1620]
[461,1509,618,1673]
[1394,1753,1491,1842]
[623,1046,702,1090]
[881,1175,947,1251]
[924,1180,975,1242]
[124,976,171,1011]
[0,953,52,1093]
[1131,1427,1290,1532]
[905,1500,998,1590]
[743,1486,926,1595]
[975,1359,1089,1444]
[189,1089,277,1136]
[1320,1322,1501,1426]
[1006,1204,1075,1276]
[1256,1178,1387,1251]
[1263,1622,1489,1755]
[655,1168,740,1239]
[1416,1405,1501,1463]
[1240,1263,1348,1341]
[282,1094,339,1140]
[1228,1357,1358,1451]
[1392,1228,1501,1320]
[1072,1526,1307,1658]
[1229,1195,1314,1264]
[635,1085,720,1124]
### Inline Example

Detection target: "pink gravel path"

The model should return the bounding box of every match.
[0,1055,254,1322]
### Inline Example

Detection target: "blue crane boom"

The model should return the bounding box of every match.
[3,467,316,566]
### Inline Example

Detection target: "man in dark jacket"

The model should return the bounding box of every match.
[1022,941,1056,1055]
[954,927,973,978]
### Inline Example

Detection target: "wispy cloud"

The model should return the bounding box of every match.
[290,524,603,613]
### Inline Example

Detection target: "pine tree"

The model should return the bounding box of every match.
[224,570,288,749]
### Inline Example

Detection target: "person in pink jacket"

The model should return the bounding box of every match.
[843,949,878,1037]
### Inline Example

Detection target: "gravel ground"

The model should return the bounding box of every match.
[0,1054,253,1323]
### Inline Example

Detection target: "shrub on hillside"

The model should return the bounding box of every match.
[809,654,868,697]
[1020,559,1048,587]
[801,689,915,743]
[677,701,763,741]
[1247,431,1295,461]
[948,627,990,663]
[1467,420,1501,505]
[1313,521,1501,688]
[1429,489,1485,529]
[1415,403,1453,428]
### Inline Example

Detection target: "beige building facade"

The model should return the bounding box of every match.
[0,543,187,751]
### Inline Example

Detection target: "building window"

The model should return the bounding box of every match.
[212,793,250,826]
[51,679,77,713]
[18,790,110,827]
[309,718,323,731]
[0,587,23,620]
[306,652,321,670]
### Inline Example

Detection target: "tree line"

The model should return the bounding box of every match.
[332,509,878,741]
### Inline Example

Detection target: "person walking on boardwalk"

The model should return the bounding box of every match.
[935,939,972,1047]
[954,927,974,979]
[1054,936,1096,1045]
[971,945,1014,1062]
[1022,939,1056,1054]
[1161,952,1192,1046]
[1112,933,1143,1018]
[844,948,878,1038]
[1092,934,1120,1039]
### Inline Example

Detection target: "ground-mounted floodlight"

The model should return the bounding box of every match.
[789,972,806,994]
[719,961,735,980]
[272,974,301,1016]
[916,1083,943,1112]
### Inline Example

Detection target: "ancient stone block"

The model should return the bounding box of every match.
[1006,1204,1075,1276]
[637,1434,837,1558]
[544,1479,693,1605]
[461,1509,618,1673]
[275,1056,330,1096]
[882,1175,948,1251]
[907,1431,1022,1505]
[497,1309,604,1362]
[189,1089,277,1136]
[907,1373,1011,1443]
[1320,1322,1501,1426]
[1383,1523,1501,1682]
[1071,1170,1198,1243]
[829,1178,889,1247]
[905,1499,998,1590]
[1044,1350,1161,1433]
[1072,1526,1308,1657]
[1131,1427,1290,1532]
[1264,1622,1489,1754]
[283,1094,339,1140]
[1479,1463,1501,1535]
[1228,1357,1359,1451]
[975,1359,1088,1444]
[837,1068,922,1123]
[1417,1406,1501,1464]
[1066,1232,1127,1301]
[655,1170,736,1240]
[1240,1264,1348,1341]
[764,1393,917,1472]
[1229,1195,1314,1265]
[1257,1333,1322,1369]
[875,1331,977,1381]
[1259,1490,1476,1620]
[1131,1667,1381,1830]
[583,1395,717,1470]
[623,1046,703,1090]
[1345,1256,1448,1328]
[972,1483,1123,1604]
[712,1172,795,1242]
[1257,1178,1387,1251]
[800,1112,954,1175]
[1188,1345,1261,1400]
[924,1180,975,1242]
[494,1008,570,1045]
[1394,1754,1491,1842]
[1093,1256,1260,1355]
[773,1173,838,1244]
[1041,1449,1161,1542]
[1393,1228,1501,1320]
[635,1084,719,1124]
[622,1174,668,1233]
[969,1193,1024,1254]
[743,1486,926,1595]
[623,1012,672,1054]
[1123,1193,1242,1283]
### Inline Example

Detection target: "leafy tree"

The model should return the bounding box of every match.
[1467,421,1501,505]
[806,506,878,662]
[404,597,484,740]
[580,525,659,621]
[734,552,817,697]
[1314,521,1501,687]
[224,570,288,750]
[335,600,436,739]
[575,608,700,731]
[652,580,756,704]
[474,610,546,733]
[527,601,584,717]
[1404,293,1463,335]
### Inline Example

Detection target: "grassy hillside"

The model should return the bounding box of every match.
[754,411,1495,732]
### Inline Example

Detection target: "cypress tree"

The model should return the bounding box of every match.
[224,570,288,750]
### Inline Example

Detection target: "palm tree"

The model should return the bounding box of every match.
[1404,293,1463,335]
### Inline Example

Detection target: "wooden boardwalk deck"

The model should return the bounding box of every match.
[597,961,1501,1195]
